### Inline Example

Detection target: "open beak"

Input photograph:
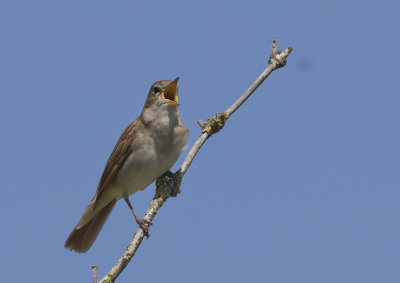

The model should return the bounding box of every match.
[162,77,179,105]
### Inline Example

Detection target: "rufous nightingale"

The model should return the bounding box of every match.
[65,78,188,253]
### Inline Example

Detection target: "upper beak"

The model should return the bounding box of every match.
[162,77,179,105]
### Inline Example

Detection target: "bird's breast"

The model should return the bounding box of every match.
[114,124,187,198]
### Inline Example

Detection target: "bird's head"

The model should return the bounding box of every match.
[145,77,179,107]
[141,77,181,125]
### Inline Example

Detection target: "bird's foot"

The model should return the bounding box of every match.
[136,218,152,238]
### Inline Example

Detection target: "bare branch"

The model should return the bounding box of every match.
[227,38,292,116]
[98,38,293,283]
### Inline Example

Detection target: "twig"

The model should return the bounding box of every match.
[98,38,293,283]
[92,265,98,283]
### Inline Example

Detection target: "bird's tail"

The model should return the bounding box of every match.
[64,199,116,253]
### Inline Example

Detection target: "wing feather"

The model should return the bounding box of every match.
[93,119,140,204]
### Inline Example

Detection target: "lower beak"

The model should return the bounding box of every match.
[162,77,179,105]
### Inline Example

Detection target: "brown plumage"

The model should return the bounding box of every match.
[64,78,188,253]
[65,199,116,253]
[64,120,139,253]
[93,120,138,205]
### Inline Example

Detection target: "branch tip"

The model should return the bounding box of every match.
[92,265,98,283]
[272,38,278,53]
[197,119,204,128]
[268,38,293,68]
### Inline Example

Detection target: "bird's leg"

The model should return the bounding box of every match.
[124,197,152,238]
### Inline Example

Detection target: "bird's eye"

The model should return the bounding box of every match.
[153,86,161,93]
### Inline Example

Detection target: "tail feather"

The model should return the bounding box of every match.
[65,199,116,253]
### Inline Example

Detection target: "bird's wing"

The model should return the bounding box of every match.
[92,118,140,205]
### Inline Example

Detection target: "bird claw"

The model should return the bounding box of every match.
[136,219,152,238]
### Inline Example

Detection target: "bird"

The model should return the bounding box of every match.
[65,77,188,253]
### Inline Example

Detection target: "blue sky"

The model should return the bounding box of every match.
[1,1,399,282]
